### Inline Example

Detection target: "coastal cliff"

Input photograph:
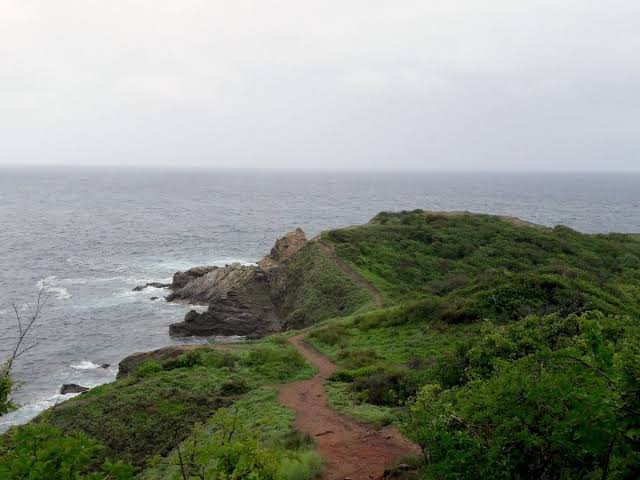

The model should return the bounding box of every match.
[165,227,371,337]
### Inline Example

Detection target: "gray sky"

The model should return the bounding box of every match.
[1,1,639,170]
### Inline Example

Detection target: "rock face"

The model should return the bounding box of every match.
[166,263,257,304]
[60,383,89,394]
[166,229,307,338]
[258,227,307,269]
[171,266,218,290]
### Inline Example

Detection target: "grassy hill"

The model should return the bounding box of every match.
[2,210,639,479]
[310,210,640,479]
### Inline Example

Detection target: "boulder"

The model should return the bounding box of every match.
[60,383,89,394]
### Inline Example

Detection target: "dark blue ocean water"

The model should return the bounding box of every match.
[1,168,639,431]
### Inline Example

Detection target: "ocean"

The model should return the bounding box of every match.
[0,167,639,431]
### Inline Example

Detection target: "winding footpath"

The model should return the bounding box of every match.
[279,240,419,478]
[279,334,420,479]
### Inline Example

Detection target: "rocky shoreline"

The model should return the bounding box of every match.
[133,227,309,338]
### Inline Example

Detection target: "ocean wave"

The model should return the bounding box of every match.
[115,285,169,298]
[71,360,103,370]
[35,277,72,300]
[0,378,112,433]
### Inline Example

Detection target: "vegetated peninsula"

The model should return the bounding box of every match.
[2,210,639,480]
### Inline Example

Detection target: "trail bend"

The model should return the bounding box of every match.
[278,334,420,480]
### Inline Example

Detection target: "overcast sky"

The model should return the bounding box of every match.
[1,1,639,170]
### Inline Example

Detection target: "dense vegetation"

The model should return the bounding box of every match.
[322,211,640,320]
[272,242,373,328]
[1,339,321,479]
[3,210,639,479]
[307,211,640,479]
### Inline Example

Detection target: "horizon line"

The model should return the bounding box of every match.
[1,164,639,174]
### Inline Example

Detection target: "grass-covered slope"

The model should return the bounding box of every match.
[271,242,373,329]
[308,210,640,479]
[2,210,639,479]
[1,339,320,479]
[321,210,640,321]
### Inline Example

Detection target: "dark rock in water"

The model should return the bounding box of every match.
[60,383,89,394]
[100,363,110,369]
[150,296,158,301]
[132,282,171,292]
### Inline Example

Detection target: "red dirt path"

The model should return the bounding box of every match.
[278,334,420,480]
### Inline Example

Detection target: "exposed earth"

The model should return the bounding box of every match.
[279,334,420,480]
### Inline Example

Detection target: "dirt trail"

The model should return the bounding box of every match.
[278,334,420,480]
[317,241,384,309]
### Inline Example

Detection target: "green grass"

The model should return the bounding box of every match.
[307,311,481,426]
[5,210,640,478]
[321,210,640,321]
[140,388,323,480]
[272,243,374,328]
[30,340,315,470]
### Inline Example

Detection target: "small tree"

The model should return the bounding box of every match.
[1,284,48,416]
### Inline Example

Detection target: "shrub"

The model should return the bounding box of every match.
[219,377,249,396]
[308,323,351,347]
[351,368,419,406]
[404,312,640,479]
[0,424,134,479]
[135,360,163,378]
[277,450,323,480]
[337,349,379,369]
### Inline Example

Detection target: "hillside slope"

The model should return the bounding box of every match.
[2,210,639,479]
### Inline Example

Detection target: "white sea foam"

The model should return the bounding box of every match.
[0,378,113,433]
[35,276,72,299]
[71,360,102,370]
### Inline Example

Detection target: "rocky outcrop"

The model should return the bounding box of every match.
[171,266,218,290]
[166,229,307,338]
[258,228,307,269]
[168,266,279,337]
[60,383,89,394]
[165,263,257,304]
[117,345,202,378]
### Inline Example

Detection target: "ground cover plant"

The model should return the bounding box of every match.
[1,339,316,478]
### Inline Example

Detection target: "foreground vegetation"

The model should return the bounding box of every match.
[1,340,320,479]
[2,210,639,479]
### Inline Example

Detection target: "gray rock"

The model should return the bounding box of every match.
[60,383,89,394]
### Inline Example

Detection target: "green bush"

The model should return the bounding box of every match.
[308,323,351,347]
[0,424,134,479]
[351,368,419,406]
[134,360,163,378]
[404,312,640,479]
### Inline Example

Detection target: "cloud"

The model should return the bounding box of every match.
[1,0,639,170]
